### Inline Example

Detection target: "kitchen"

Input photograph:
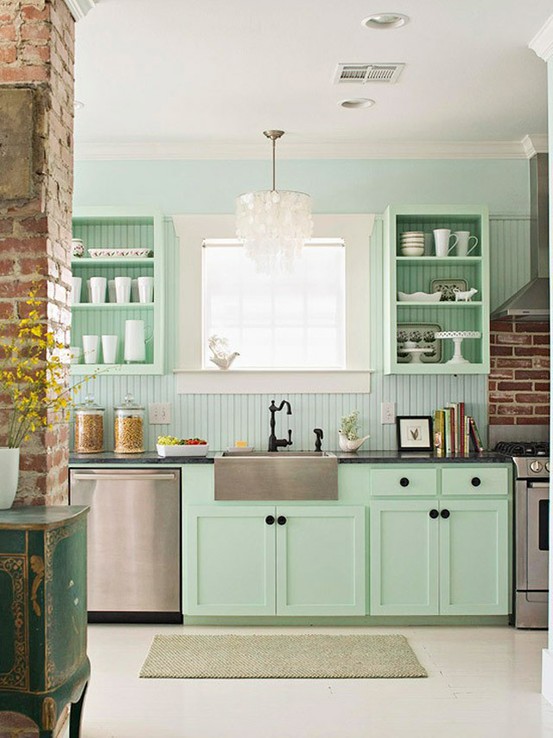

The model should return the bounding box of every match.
[1,1,553,737]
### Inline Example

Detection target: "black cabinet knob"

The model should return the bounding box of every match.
[429,509,439,519]
[440,509,450,519]
[265,515,275,525]
[471,477,481,487]
[400,477,410,487]
[277,515,287,526]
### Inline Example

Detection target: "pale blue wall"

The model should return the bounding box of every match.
[73,158,531,451]
[74,159,530,215]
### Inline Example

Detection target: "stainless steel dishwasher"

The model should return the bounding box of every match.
[69,467,182,623]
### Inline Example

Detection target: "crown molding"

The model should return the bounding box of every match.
[521,134,549,157]
[529,14,553,61]
[64,0,96,21]
[74,137,542,162]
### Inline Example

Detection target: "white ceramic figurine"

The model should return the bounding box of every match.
[453,287,478,302]
[208,335,239,370]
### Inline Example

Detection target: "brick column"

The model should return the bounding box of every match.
[489,319,551,426]
[0,0,75,507]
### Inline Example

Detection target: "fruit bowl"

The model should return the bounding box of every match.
[156,443,209,457]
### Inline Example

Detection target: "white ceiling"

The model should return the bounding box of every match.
[74,0,552,159]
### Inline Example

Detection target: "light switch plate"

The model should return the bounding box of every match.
[149,403,171,424]
[381,402,396,424]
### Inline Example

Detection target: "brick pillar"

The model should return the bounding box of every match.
[489,319,551,426]
[0,0,75,507]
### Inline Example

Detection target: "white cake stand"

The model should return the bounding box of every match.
[434,331,481,364]
[400,346,436,364]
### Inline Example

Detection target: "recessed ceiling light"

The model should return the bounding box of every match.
[339,98,376,109]
[362,13,409,29]
[74,100,85,110]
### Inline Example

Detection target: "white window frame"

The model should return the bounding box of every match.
[172,214,375,393]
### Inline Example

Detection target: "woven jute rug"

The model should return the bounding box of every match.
[139,634,427,679]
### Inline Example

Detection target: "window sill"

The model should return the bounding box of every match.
[173,369,372,394]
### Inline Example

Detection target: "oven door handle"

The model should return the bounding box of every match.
[528,482,550,488]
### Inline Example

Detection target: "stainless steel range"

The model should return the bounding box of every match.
[495,441,550,629]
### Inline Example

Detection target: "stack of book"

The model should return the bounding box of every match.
[433,402,483,456]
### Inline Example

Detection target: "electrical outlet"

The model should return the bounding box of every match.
[381,401,396,424]
[149,403,171,424]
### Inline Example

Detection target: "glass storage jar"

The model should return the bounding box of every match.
[74,396,104,453]
[114,393,144,453]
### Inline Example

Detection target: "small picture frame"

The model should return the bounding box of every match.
[396,416,433,452]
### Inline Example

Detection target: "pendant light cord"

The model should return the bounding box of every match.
[272,137,276,191]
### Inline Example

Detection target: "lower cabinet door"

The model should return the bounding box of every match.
[276,506,366,615]
[439,499,509,615]
[185,506,276,615]
[370,499,439,616]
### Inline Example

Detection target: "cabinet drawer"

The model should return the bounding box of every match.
[441,466,510,496]
[371,468,438,496]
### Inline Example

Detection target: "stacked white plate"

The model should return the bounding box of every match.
[399,231,424,256]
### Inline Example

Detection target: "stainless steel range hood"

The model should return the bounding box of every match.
[491,153,550,321]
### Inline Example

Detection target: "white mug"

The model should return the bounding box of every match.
[69,346,81,364]
[454,231,478,257]
[108,279,117,303]
[89,277,107,304]
[82,335,99,364]
[70,276,82,304]
[114,276,131,303]
[433,229,458,257]
[124,320,146,363]
[101,334,118,364]
[137,276,154,303]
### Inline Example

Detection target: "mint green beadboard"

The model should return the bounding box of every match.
[71,213,529,452]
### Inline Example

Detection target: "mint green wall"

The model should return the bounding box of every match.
[73,157,531,451]
[74,159,530,215]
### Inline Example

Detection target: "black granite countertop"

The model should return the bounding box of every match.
[69,450,510,465]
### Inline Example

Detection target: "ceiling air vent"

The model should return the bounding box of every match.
[334,63,405,84]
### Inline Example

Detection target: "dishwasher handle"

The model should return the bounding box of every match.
[72,472,179,482]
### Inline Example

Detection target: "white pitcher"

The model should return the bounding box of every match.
[454,231,478,256]
[433,229,458,257]
[124,320,149,363]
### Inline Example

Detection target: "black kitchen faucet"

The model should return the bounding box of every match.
[268,399,293,452]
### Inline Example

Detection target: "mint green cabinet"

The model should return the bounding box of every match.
[70,207,165,376]
[370,498,509,616]
[370,500,439,615]
[185,505,365,616]
[439,499,508,615]
[384,204,490,374]
[185,506,276,616]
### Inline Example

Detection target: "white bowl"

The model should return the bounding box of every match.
[400,247,424,256]
[156,443,209,457]
[401,231,424,237]
[400,236,424,243]
[398,291,442,302]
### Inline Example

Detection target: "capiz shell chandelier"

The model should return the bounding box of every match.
[236,130,313,274]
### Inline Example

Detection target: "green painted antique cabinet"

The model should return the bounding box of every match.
[0,506,90,738]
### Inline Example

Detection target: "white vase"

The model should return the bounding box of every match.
[0,447,20,509]
[338,432,370,453]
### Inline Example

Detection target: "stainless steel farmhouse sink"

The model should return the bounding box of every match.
[214,452,338,501]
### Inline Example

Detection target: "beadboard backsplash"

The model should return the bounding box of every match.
[72,215,529,452]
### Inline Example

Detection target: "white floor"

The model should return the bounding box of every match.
[77,624,553,738]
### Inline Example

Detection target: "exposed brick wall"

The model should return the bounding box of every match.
[489,319,550,425]
[0,0,75,508]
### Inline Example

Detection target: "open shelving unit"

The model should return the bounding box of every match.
[70,207,165,375]
[384,205,490,374]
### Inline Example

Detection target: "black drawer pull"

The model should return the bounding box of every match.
[277,515,287,526]
[400,477,410,487]
[471,477,481,487]
[429,509,439,519]
[440,509,450,519]
[265,515,275,525]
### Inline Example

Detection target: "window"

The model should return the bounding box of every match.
[173,214,374,394]
[203,240,345,369]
